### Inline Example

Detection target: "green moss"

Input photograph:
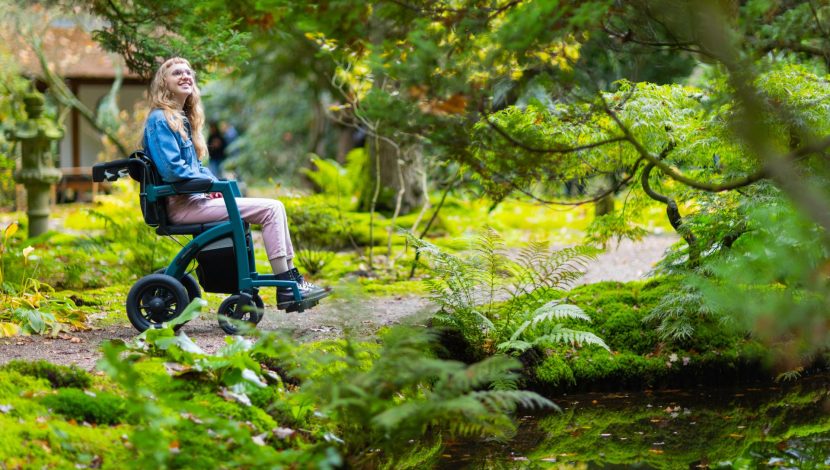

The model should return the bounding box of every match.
[190,392,277,433]
[601,307,658,355]
[0,413,131,468]
[535,354,575,387]
[569,349,667,389]
[360,279,426,296]
[0,370,131,468]
[40,388,133,425]
[1,360,92,389]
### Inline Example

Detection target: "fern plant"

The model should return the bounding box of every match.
[497,300,608,354]
[299,327,555,468]
[643,282,724,341]
[411,227,602,354]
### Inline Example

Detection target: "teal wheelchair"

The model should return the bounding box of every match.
[92,151,326,334]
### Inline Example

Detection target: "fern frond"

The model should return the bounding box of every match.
[495,339,533,353]
[530,301,591,325]
[470,389,558,412]
[531,327,609,351]
[509,320,532,341]
[645,282,718,342]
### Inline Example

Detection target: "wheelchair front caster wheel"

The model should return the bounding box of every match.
[217,294,265,335]
[126,274,189,332]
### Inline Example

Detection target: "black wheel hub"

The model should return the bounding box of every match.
[148,296,168,315]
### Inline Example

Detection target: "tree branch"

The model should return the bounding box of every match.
[485,117,627,154]
[641,160,698,263]
[599,96,770,192]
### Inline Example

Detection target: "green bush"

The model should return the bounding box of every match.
[0,360,92,389]
[284,195,349,250]
[41,388,131,425]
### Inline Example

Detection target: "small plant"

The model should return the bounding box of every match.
[0,223,80,336]
[412,227,603,354]
[298,327,556,467]
[285,196,349,251]
[643,282,721,341]
[0,221,19,289]
[295,248,336,276]
[497,300,608,354]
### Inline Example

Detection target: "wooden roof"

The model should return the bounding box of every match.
[1,24,142,81]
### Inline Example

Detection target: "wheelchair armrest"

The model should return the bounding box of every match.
[146,179,237,202]
[171,178,214,194]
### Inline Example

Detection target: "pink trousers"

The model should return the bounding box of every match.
[166,194,295,261]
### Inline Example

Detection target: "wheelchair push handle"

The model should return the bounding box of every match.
[91,158,133,182]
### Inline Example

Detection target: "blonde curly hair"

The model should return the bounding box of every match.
[147,57,207,158]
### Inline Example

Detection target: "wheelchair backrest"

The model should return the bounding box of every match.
[127,151,168,228]
[93,151,209,230]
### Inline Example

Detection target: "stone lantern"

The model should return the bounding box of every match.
[7,93,64,237]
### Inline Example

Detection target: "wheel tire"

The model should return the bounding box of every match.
[126,274,189,332]
[154,268,201,301]
[217,294,265,335]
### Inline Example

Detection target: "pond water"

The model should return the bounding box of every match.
[438,374,830,469]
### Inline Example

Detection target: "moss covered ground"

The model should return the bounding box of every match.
[527,277,779,393]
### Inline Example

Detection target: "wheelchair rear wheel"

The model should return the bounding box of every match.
[126,274,189,332]
[154,268,201,301]
[217,294,265,335]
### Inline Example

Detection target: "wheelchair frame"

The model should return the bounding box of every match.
[92,151,324,333]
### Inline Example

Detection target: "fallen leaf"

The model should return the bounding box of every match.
[273,427,295,440]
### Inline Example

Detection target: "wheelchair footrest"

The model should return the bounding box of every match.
[278,290,330,313]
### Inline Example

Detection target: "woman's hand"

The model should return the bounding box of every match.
[208,192,223,199]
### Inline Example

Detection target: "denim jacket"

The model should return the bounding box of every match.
[143,109,218,183]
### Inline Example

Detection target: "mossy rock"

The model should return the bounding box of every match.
[0,414,131,468]
[0,360,92,389]
[569,350,668,390]
[40,388,133,425]
[599,307,658,355]
[637,275,683,305]
[535,355,575,388]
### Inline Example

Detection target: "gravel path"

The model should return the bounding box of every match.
[0,234,676,371]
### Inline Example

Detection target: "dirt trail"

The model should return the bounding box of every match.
[0,235,676,371]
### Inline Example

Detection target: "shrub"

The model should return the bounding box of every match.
[284,196,349,251]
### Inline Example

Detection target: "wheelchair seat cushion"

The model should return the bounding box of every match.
[156,221,250,236]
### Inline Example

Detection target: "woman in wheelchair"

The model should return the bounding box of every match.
[143,57,327,307]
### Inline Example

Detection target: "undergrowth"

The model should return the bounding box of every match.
[0,301,554,468]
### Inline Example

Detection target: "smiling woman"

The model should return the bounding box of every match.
[141,57,328,306]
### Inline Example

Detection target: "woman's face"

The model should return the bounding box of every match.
[164,62,195,105]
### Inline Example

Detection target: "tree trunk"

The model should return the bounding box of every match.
[359,137,425,214]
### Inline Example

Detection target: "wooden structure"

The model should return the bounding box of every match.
[3,22,148,202]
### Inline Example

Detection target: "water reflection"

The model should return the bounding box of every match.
[439,374,830,469]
